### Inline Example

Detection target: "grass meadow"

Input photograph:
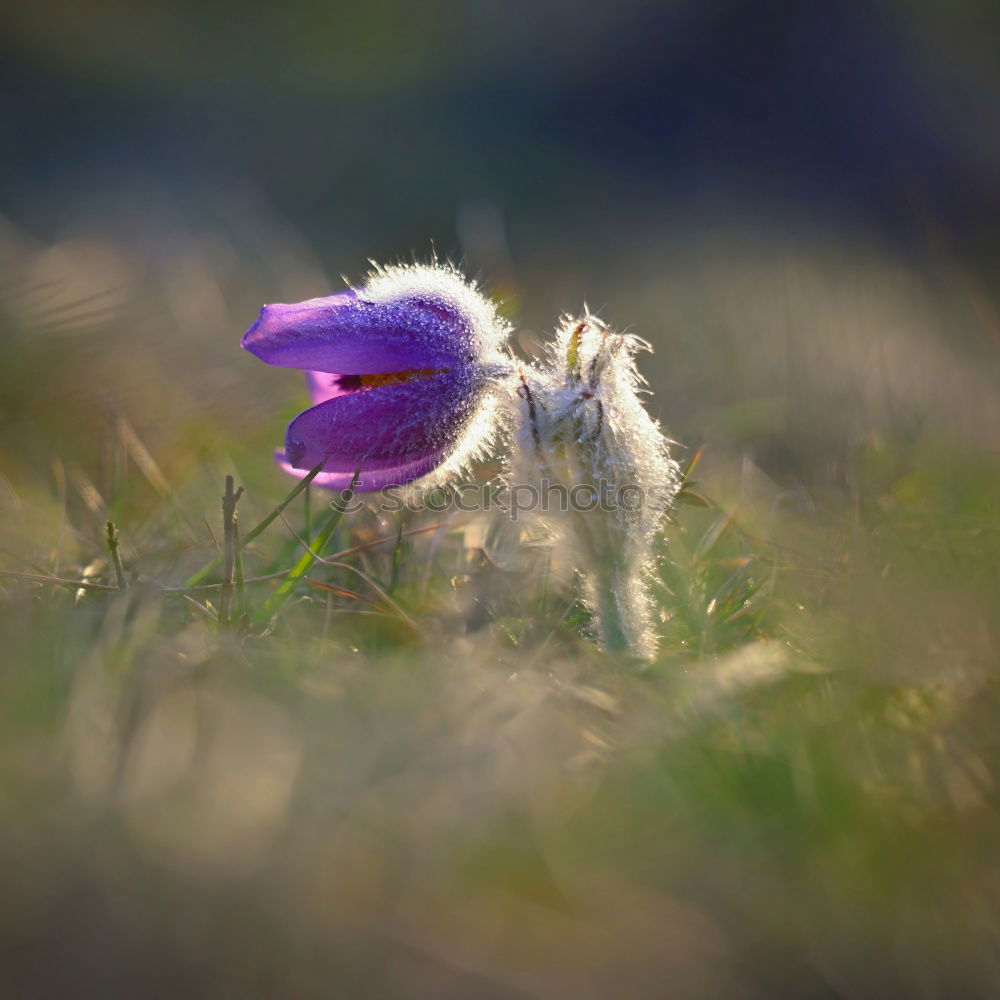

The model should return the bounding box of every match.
[1,204,999,998]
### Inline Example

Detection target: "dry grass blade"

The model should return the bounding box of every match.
[0,570,121,593]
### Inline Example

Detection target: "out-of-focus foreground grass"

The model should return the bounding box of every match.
[1,207,999,999]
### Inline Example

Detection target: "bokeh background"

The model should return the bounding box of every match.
[2,2,1000,997]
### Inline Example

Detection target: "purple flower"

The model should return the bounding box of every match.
[242,264,511,491]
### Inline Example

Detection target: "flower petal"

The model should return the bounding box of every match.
[305,369,349,405]
[242,288,471,375]
[283,370,480,476]
[274,450,445,492]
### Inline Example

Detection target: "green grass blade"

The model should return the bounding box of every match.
[255,470,360,623]
[184,462,326,587]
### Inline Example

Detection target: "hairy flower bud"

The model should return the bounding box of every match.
[511,313,680,658]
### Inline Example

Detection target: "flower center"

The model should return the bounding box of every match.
[333,368,449,393]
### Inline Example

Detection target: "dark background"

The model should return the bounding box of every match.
[3,0,998,281]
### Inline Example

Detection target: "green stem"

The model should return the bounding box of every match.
[592,569,630,654]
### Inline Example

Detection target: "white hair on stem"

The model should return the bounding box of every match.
[508,312,681,659]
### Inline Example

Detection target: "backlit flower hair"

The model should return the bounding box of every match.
[511,313,680,658]
[242,263,512,492]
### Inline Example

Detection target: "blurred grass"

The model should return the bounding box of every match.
[1,206,999,998]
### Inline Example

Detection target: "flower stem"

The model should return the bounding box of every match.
[592,568,630,654]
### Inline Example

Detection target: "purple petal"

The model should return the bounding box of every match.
[305,370,349,405]
[275,450,445,492]
[242,288,469,375]
[283,370,480,477]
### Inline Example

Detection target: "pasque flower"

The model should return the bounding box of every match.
[511,313,680,659]
[242,264,512,491]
